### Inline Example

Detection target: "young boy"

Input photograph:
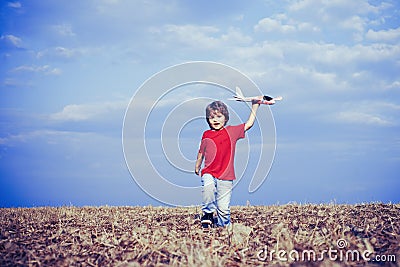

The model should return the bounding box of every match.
[195,100,260,227]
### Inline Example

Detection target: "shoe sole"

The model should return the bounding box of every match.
[201,218,212,229]
[201,219,212,224]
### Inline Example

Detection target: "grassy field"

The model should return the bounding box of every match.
[0,203,399,266]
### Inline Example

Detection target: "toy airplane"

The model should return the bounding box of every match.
[229,86,283,105]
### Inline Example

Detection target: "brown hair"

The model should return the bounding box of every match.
[205,101,229,126]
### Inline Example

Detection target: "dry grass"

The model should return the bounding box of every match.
[0,203,399,266]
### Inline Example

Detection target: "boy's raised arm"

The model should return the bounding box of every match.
[244,102,260,131]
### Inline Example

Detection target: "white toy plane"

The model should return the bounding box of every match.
[229,86,283,105]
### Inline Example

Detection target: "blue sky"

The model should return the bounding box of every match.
[1,0,399,207]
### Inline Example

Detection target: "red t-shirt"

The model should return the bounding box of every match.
[199,124,245,180]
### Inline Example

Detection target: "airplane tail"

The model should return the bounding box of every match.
[228,86,245,101]
[235,86,245,98]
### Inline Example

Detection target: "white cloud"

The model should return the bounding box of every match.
[0,130,85,146]
[0,34,22,47]
[234,40,399,71]
[254,17,296,33]
[51,104,95,121]
[221,27,252,45]
[304,42,400,65]
[287,0,381,38]
[50,100,129,122]
[385,81,400,90]
[155,24,253,50]
[163,24,220,49]
[37,46,83,59]
[8,2,21,8]
[366,27,400,42]
[297,22,320,33]
[339,15,365,32]
[52,23,76,37]
[254,13,321,35]
[47,68,62,75]
[335,111,393,126]
[12,65,62,75]
[289,0,377,17]
[332,101,400,126]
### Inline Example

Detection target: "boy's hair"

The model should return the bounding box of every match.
[205,101,229,126]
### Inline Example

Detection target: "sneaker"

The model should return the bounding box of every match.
[201,212,213,228]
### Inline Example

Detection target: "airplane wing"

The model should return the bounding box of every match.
[228,86,254,101]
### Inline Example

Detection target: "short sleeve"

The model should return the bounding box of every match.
[199,132,207,153]
[229,123,245,141]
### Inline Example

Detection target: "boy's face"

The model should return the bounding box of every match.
[208,110,226,130]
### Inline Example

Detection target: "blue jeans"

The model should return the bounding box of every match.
[201,173,233,227]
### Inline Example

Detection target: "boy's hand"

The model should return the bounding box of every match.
[252,97,275,105]
[195,167,200,176]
